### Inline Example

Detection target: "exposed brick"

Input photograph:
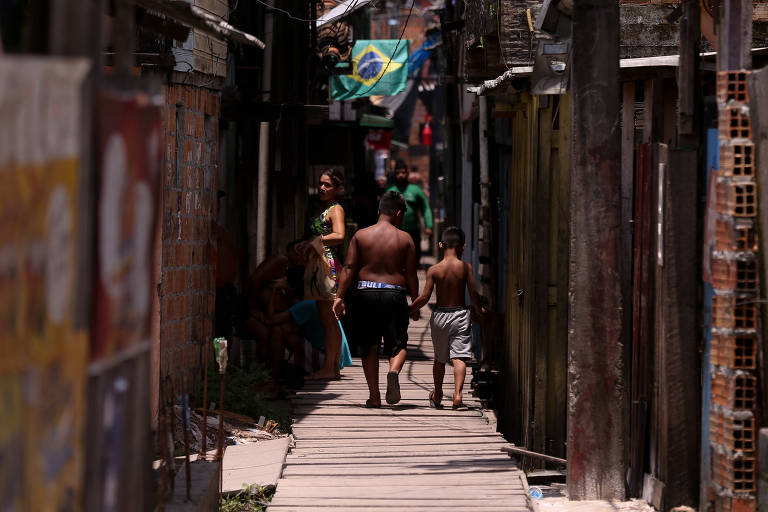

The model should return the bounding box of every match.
[711,334,758,370]
[183,86,196,108]
[715,218,736,253]
[735,221,758,252]
[183,139,194,164]
[184,111,196,137]
[175,244,191,267]
[735,259,758,293]
[712,372,757,410]
[717,70,751,105]
[721,143,755,180]
[164,105,176,133]
[195,114,205,139]
[709,409,755,453]
[719,106,752,140]
[712,259,736,291]
[713,496,756,512]
[166,85,177,105]
[197,89,207,112]
[711,449,756,494]
[716,180,758,217]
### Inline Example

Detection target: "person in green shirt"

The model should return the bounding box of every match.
[387,159,433,265]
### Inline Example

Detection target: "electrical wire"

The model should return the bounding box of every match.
[357,0,415,95]
[251,0,368,24]
[253,0,317,22]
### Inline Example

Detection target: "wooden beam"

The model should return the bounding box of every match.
[718,0,752,71]
[620,81,635,489]
[568,0,626,500]
[643,78,664,144]
[750,66,768,428]
[501,445,567,466]
[657,147,700,509]
[677,0,700,142]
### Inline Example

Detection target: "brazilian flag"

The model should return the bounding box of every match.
[330,40,410,100]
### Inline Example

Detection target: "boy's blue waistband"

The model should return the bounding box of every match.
[357,280,406,291]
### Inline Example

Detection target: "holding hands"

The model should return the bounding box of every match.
[332,297,346,319]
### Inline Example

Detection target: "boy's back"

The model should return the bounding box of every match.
[353,222,415,288]
[428,258,470,308]
[409,226,481,409]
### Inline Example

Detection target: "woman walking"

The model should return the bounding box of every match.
[308,169,346,380]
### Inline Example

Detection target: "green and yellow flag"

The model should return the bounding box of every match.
[330,40,410,100]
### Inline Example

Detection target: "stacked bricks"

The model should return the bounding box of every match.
[710,70,759,512]
[159,82,221,399]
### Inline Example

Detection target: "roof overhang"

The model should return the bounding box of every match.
[467,47,768,95]
[133,0,265,49]
[316,0,375,28]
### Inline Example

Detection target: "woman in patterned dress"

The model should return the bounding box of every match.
[307,169,346,380]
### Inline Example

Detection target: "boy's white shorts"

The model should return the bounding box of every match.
[429,306,473,363]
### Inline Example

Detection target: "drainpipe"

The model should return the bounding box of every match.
[477,95,492,306]
[256,0,274,264]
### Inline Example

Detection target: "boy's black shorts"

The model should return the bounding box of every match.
[347,288,409,358]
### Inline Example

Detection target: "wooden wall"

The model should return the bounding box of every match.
[172,0,228,77]
[495,92,570,466]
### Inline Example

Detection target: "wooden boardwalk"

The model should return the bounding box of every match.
[269,276,532,511]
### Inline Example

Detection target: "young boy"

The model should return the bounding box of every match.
[410,227,483,410]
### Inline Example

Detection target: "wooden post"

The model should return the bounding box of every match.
[678,0,700,145]
[751,64,768,430]
[567,0,626,500]
[652,1,702,507]
[719,0,752,71]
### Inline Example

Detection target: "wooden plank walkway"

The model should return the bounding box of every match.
[270,271,532,511]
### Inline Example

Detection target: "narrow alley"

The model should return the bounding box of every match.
[269,267,530,511]
[4,1,768,512]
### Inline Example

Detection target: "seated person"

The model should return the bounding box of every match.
[234,242,307,395]
[266,300,353,373]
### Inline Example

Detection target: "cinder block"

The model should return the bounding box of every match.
[712,259,736,291]
[714,218,758,253]
[714,495,756,512]
[716,218,737,253]
[713,296,758,333]
[712,373,758,410]
[735,220,758,252]
[712,449,756,494]
[736,259,759,294]
[721,143,755,180]
[718,70,751,105]
[715,181,757,217]
[710,410,755,453]
[719,106,752,140]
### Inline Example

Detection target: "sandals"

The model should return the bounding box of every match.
[452,402,469,411]
[428,391,443,409]
[385,371,401,405]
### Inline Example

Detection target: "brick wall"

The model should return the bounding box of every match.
[709,70,759,512]
[159,82,221,398]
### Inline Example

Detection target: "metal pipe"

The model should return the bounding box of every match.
[257,122,269,264]
[256,0,275,264]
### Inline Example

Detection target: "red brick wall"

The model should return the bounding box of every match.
[158,83,221,398]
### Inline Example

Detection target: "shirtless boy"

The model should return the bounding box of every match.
[333,191,420,407]
[410,227,483,410]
